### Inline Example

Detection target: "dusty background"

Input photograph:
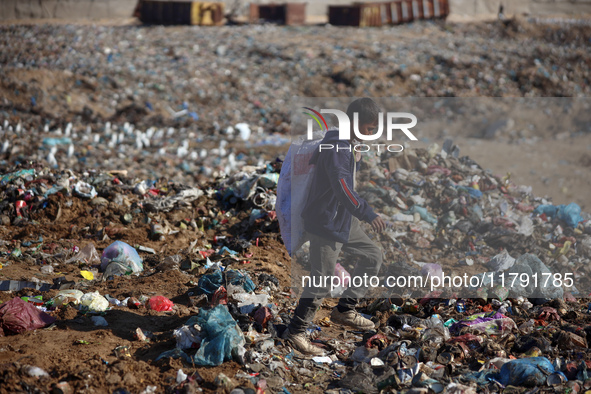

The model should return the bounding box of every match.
[2,0,591,21]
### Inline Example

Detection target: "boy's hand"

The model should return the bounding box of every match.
[371,216,387,233]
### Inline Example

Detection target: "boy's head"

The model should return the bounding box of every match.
[346,98,381,137]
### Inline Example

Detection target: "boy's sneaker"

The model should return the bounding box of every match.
[330,308,375,330]
[282,329,325,356]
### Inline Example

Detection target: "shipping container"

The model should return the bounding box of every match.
[249,3,306,26]
[379,2,391,25]
[383,0,448,24]
[410,0,424,19]
[326,0,448,27]
[399,0,414,23]
[328,3,384,27]
[139,1,224,25]
[434,0,449,18]
[388,1,402,24]
[422,0,433,19]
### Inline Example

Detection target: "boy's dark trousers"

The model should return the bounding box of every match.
[288,217,383,334]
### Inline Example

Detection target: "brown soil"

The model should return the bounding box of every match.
[0,187,293,393]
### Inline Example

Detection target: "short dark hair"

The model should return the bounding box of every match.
[346,98,380,126]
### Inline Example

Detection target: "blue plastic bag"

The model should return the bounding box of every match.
[534,203,583,228]
[557,203,583,228]
[100,241,143,276]
[496,357,566,387]
[225,270,255,293]
[193,305,245,366]
[197,270,223,295]
[534,204,558,217]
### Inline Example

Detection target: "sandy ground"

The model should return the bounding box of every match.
[407,132,591,211]
[460,135,591,210]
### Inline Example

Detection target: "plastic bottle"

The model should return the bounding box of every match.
[406,205,438,224]
[423,314,451,342]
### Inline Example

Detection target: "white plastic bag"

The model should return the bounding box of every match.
[52,289,84,306]
[80,291,109,312]
[101,241,143,276]
[277,133,324,255]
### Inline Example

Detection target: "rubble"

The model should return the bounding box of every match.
[0,132,589,391]
[0,17,590,394]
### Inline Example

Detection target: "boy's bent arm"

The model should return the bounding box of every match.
[324,149,378,223]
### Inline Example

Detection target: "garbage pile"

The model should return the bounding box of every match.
[1,16,591,394]
[1,20,590,136]
[0,117,288,189]
[359,142,591,299]
[0,149,285,391]
[1,131,591,392]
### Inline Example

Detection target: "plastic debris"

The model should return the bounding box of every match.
[80,291,109,312]
[73,181,97,199]
[52,290,84,306]
[176,369,187,384]
[66,244,100,265]
[80,270,94,280]
[197,270,224,295]
[233,293,270,314]
[174,324,201,349]
[101,241,144,277]
[450,312,517,335]
[496,357,566,387]
[148,296,174,312]
[0,297,56,336]
[155,348,192,364]
[534,203,584,228]
[226,270,256,293]
[22,365,49,378]
[486,249,515,272]
[193,305,245,366]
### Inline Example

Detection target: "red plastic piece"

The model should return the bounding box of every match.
[0,297,56,336]
[148,296,174,312]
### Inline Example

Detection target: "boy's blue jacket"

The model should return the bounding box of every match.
[301,129,378,243]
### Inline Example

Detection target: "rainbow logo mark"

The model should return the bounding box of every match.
[302,107,328,131]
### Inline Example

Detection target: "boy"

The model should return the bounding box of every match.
[283,98,386,356]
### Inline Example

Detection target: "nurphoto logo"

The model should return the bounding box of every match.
[302,107,418,152]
